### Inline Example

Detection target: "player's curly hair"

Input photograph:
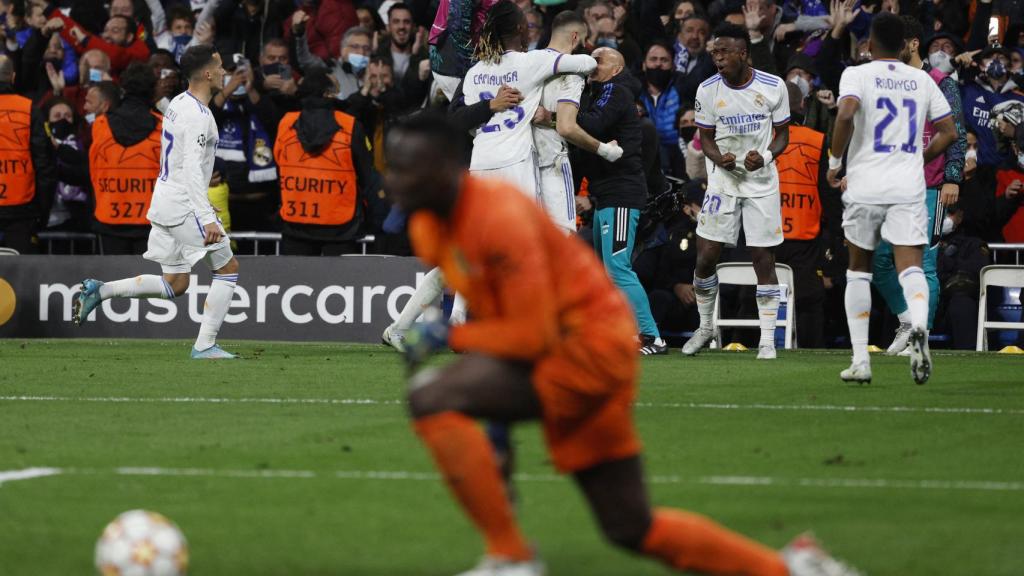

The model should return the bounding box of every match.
[475,1,525,65]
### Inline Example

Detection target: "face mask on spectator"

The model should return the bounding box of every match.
[966,148,978,162]
[347,53,369,73]
[596,37,618,49]
[85,112,96,125]
[679,126,697,141]
[172,34,191,49]
[1017,150,1024,169]
[49,119,74,140]
[928,51,954,74]
[645,68,672,89]
[941,215,956,237]
[987,59,1007,80]
[791,75,810,99]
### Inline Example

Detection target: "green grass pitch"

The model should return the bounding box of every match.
[1,340,1022,575]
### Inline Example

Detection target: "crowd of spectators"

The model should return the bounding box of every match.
[0,0,1021,348]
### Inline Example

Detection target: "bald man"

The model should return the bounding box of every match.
[576,47,667,355]
[0,55,57,254]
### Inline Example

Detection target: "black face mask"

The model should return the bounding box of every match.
[645,68,672,90]
[679,126,697,141]
[49,119,74,140]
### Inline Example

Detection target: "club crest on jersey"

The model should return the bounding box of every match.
[754,94,766,108]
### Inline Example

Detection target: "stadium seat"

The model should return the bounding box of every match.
[0,247,19,255]
[712,262,796,349]
[975,265,1024,351]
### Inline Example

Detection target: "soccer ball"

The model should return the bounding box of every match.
[94,510,189,576]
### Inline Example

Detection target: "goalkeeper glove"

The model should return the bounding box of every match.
[403,310,450,370]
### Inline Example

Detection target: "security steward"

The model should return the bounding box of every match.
[0,55,57,254]
[89,62,162,255]
[274,67,373,256]
[774,81,837,349]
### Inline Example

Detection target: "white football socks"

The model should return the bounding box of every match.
[450,292,467,326]
[194,273,237,352]
[694,274,719,331]
[899,266,929,331]
[755,284,781,347]
[845,271,873,364]
[98,275,174,300]
[897,309,912,326]
[394,267,445,331]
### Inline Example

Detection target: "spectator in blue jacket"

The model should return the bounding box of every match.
[961,47,1024,168]
[640,42,683,177]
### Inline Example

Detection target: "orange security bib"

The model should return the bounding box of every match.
[89,113,162,225]
[274,110,358,225]
[777,125,825,241]
[0,94,36,207]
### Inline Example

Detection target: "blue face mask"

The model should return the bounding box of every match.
[596,37,618,49]
[988,59,1007,80]
[347,53,369,73]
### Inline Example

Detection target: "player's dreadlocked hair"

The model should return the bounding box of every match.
[475,1,525,64]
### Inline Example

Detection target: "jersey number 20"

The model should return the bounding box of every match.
[873,97,917,154]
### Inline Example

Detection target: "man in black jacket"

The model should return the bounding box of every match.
[577,47,665,355]
[0,55,57,254]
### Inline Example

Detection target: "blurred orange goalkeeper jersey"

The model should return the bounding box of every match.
[409,174,642,472]
[408,174,637,362]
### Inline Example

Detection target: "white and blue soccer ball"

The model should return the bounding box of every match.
[94,510,189,576]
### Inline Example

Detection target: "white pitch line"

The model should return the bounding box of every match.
[0,467,63,487]
[6,466,1022,493]
[2,395,1022,415]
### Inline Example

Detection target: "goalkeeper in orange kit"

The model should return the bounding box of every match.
[386,113,859,576]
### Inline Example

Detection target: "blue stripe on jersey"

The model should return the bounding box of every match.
[595,83,614,108]
[701,74,721,87]
[553,53,563,75]
[754,71,779,85]
[185,91,208,115]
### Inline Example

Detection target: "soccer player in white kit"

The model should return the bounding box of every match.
[827,13,956,384]
[73,46,240,359]
[382,2,607,350]
[533,11,623,233]
[460,1,598,199]
[682,23,791,360]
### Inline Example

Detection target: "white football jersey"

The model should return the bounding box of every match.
[147,91,220,227]
[534,73,586,168]
[694,70,790,198]
[462,49,596,170]
[839,59,952,205]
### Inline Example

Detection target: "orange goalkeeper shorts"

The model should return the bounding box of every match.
[531,323,641,473]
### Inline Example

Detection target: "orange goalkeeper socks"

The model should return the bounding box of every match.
[641,508,788,575]
[414,411,532,561]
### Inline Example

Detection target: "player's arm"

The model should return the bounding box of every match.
[549,53,597,78]
[938,77,967,206]
[555,101,622,162]
[699,127,735,171]
[694,82,734,170]
[181,121,218,232]
[826,96,859,187]
[448,217,559,360]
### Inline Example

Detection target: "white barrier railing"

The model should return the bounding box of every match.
[37,231,377,256]
[988,243,1024,265]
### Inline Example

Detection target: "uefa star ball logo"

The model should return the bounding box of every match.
[0,276,14,326]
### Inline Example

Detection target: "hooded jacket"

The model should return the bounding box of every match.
[280,96,374,242]
[576,70,647,210]
[89,96,161,237]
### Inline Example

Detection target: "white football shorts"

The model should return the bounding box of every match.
[537,153,576,233]
[696,189,783,247]
[144,214,234,274]
[470,155,541,202]
[841,200,928,251]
